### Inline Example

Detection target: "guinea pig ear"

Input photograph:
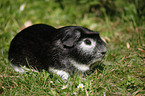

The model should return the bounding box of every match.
[62,30,81,47]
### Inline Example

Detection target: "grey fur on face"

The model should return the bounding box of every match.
[8,24,107,80]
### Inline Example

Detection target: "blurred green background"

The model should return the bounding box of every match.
[0,0,145,95]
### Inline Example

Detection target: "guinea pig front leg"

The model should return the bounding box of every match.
[49,67,70,80]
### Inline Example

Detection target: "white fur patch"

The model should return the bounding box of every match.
[10,64,25,73]
[49,67,70,80]
[79,38,96,53]
[10,64,38,73]
[70,59,89,72]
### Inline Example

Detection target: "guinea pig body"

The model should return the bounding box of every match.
[8,24,107,80]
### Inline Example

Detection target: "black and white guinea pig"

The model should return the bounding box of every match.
[8,24,107,80]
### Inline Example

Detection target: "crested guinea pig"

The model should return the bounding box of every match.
[8,24,107,80]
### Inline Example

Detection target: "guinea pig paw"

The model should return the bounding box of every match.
[49,67,70,80]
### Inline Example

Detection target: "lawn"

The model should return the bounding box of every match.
[0,0,145,95]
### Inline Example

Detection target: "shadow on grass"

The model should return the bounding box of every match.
[0,87,4,95]
[86,62,105,75]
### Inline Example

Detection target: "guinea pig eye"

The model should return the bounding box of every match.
[84,39,91,45]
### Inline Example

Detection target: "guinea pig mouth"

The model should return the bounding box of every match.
[88,55,105,66]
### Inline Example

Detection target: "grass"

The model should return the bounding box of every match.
[0,0,145,95]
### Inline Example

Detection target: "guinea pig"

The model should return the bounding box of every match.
[8,24,107,80]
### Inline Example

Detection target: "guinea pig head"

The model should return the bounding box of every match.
[59,26,107,66]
